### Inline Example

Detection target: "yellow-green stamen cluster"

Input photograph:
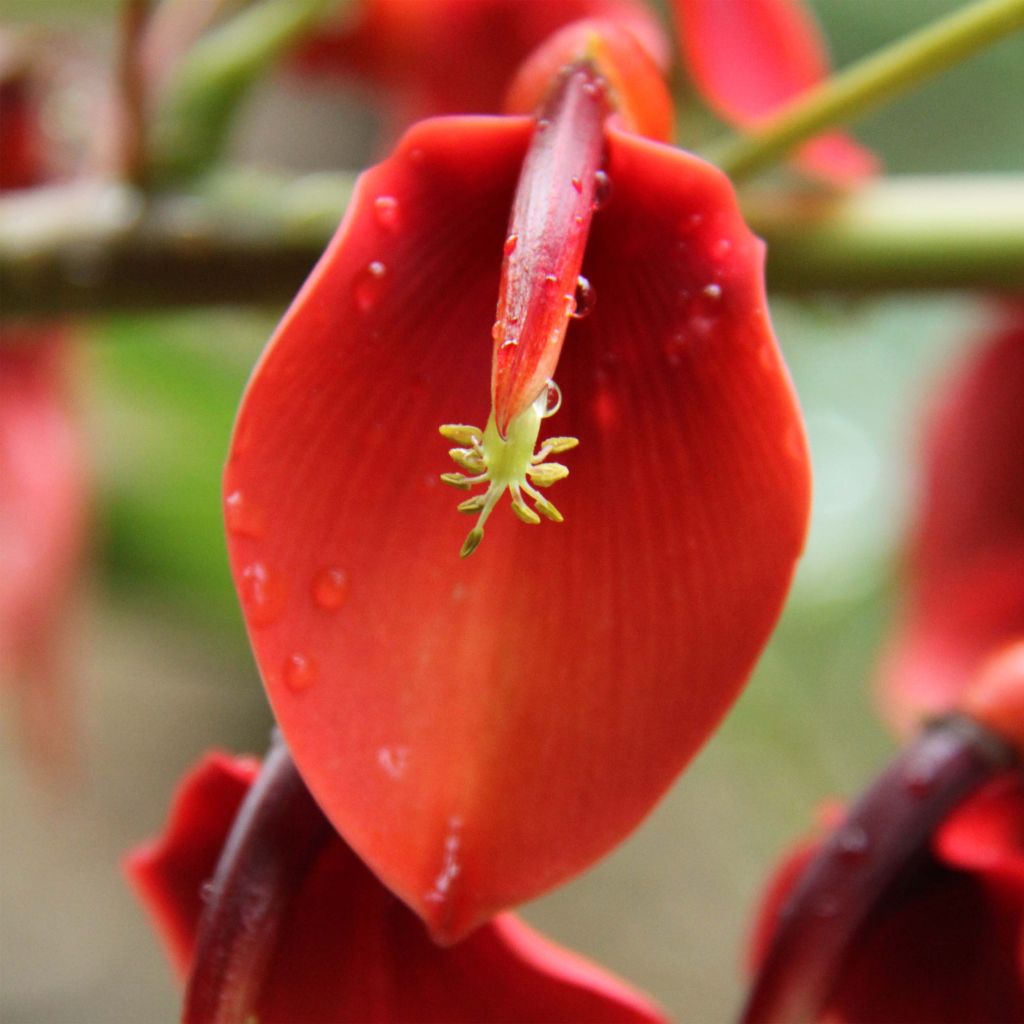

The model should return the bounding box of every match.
[440,393,578,558]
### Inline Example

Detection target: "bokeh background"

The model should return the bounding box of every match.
[2,1,1023,1020]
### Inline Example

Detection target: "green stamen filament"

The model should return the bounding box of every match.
[439,391,577,558]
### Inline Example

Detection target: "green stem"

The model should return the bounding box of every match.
[710,0,1024,181]
[149,0,336,186]
[2,174,1023,318]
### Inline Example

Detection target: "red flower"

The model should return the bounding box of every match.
[749,773,1024,1023]
[292,0,668,125]
[0,54,88,772]
[672,0,878,184]
[224,22,810,941]
[879,307,1024,732]
[126,751,668,1023]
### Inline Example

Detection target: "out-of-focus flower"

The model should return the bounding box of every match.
[879,307,1024,733]
[224,19,810,941]
[0,46,88,772]
[750,772,1024,1023]
[672,0,878,184]
[292,0,668,126]
[126,750,668,1023]
[745,647,1024,1024]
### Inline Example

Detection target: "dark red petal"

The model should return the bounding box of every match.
[879,309,1024,732]
[123,752,259,976]
[261,840,667,1023]
[225,116,809,940]
[291,0,668,124]
[672,0,878,184]
[131,752,667,1022]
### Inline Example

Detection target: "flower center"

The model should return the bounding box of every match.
[439,61,610,558]
[440,386,578,558]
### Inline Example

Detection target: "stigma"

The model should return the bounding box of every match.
[440,385,578,558]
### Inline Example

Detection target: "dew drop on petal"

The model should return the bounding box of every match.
[377,745,410,779]
[702,283,722,300]
[712,238,733,260]
[224,490,264,539]
[353,261,387,313]
[200,880,216,905]
[571,275,595,319]
[503,232,518,256]
[312,567,349,611]
[239,561,284,628]
[373,195,400,231]
[541,379,562,418]
[593,169,612,210]
[283,653,317,693]
[570,176,583,194]
[664,333,687,367]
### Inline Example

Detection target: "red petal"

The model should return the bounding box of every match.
[879,309,1024,732]
[225,116,809,940]
[124,752,259,976]
[0,332,88,770]
[673,0,878,184]
[129,753,667,1023]
[291,0,668,124]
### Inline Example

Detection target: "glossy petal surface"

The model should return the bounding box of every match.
[880,310,1024,732]
[673,0,877,184]
[128,753,667,1023]
[225,115,809,940]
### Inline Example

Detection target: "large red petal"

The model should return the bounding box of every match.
[224,115,809,940]
[673,0,878,184]
[128,754,667,1023]
[879,309,1024,732]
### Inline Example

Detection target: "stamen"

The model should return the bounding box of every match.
[439,386,576,557]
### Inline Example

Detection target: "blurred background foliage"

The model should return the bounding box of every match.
[2,0,1022,1021]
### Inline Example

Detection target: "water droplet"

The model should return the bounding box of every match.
[283,652,317,692]
[224,490,264,539]
[712,238,733,260]
[377,745,410,779]
[373,195,400,231]
[572,275,595,319]
[491,319,504,343]
[702,283,722,300]
[543,273,558,286]
[593,170,612,210]
[312,567,349,611]
[836,825,869,863]
[541,380,562,418]
[353,261,387,313]
[535,118,551,133]
[239,561,284,628]
[503,233,518,255]
[425,818,463,904]
[570,176,583,194]
[200,880,216,905]
[664,333,687,367]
